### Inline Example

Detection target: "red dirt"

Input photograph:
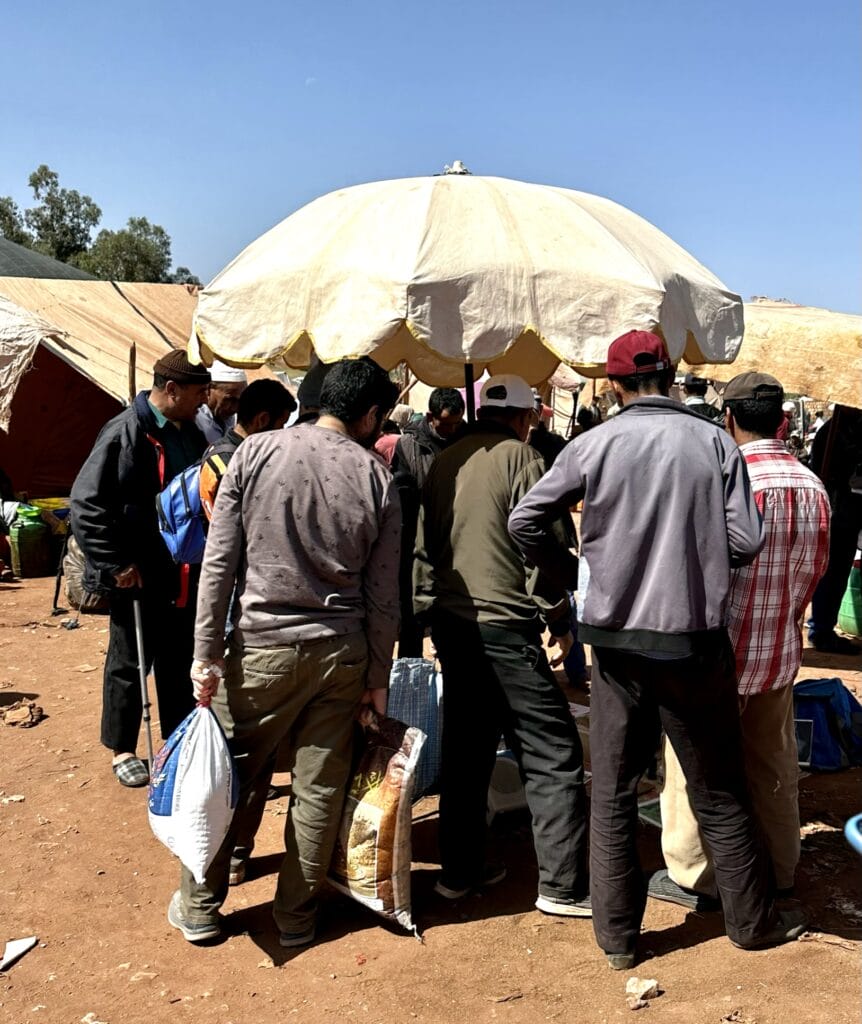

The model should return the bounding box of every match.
[1,579,860,1024]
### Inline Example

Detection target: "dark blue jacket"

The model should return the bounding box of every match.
[70,392,207,595]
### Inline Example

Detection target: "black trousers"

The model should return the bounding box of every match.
[100,587,197,753]
[432,610,588,898]
[590,635,775,954]
[810,493,862,637]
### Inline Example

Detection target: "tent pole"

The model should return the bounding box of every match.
[464,362,475,423]
[128,342,137,405]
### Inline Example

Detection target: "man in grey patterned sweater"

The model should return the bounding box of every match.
[168,357,401,949]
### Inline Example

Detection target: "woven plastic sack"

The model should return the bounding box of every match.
[148,706,238,883]
[387,657,442,798]
[329,709,425,934]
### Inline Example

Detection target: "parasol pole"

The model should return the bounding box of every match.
[128,342,137,405]
[464,362,476,423]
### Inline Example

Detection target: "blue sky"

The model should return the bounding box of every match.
[2,0,859,311]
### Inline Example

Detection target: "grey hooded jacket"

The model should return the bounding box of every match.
[508,396,764,654]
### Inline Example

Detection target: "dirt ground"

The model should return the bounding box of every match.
[1,578,860,1024]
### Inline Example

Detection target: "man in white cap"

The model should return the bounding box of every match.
[196,360,248,443]
[416,374,590,917]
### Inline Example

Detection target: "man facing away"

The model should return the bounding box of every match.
[71,350,210,787]
[195,360,248,443]
[654,371,830,909]
[417,374,590,916]
[391,387,465,656]
[168,357,401,948]
[509,332,807,969]
[199,378,297,520]
[680,372,723,421]
[806,405,862,654]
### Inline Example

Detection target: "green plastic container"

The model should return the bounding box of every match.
[838,565,862,638]
[9,511,52,578]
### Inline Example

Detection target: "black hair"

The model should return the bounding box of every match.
[153,372,168,389]
[608,368,672,395]
[319,357,399,425]
[381,419,402,434]
[429,387,465,418]
[576,406,596,429]
[725,399,783,437]
[477,405,529,425]
[683,379,708,396]
[237,379,296,428]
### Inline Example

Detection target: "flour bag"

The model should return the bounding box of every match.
[329,709,425,934]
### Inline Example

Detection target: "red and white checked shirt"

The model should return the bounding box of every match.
[727,439,831,695]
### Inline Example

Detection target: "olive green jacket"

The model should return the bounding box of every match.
[415,421,576,636]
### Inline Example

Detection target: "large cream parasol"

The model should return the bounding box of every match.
[690,299,862,409]
[191,168,744,404]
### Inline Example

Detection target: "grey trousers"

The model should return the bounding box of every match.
[179,631,368,933]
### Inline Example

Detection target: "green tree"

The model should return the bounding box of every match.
[79,216,175,282]
[1,166,198,282]
[168,266,202,285]
[24,164,101,263]
[0,197,32,246]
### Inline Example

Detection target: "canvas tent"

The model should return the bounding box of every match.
[0,278,198,496]
[0,237,97,281]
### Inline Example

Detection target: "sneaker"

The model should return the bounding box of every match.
[278,925,316,948]
[434,862,507,900]
[605,951,637,970]
[809,632,860,655]
[228,860,246,887]
[731,908,808,950]
[167,891,221,943]
[647,869,720,912]
[535,893,592,918]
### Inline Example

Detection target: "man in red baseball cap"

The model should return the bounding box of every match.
[510,329,807,968]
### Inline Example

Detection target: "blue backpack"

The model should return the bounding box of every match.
[156,463,207,564]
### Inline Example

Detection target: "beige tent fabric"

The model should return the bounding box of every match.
[689,300,862,408]
[191,174,743,385]
[0,296,57,430]
[0,279,198,418]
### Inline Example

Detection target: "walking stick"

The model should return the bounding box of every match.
[132,597,155,770]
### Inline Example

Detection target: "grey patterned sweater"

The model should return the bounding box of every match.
[194,423,402,688]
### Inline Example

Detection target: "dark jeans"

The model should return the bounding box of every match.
[590,635,775,954]
[432,610,588,898]
[100,588,196,753]
[810,493,862,638]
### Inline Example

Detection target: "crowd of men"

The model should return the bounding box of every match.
[69,331,859,968]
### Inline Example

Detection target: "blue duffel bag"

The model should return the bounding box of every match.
[793,677,862,771]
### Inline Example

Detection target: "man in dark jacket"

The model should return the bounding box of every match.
[70,350,210,787]
[417,375,589,918]
[391,387,464,655]
[681,372,723,421]
[509,331,807,969]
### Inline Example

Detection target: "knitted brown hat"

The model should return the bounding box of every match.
[153,349,212,385]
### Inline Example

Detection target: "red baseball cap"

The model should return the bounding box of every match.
[606,330,671,377]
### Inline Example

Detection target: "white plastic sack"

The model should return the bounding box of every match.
[148,706,238,883]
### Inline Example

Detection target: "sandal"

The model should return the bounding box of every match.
[112,756,149,787]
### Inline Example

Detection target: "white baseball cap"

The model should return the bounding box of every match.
[209,359,248,384]
[480,374,535,410]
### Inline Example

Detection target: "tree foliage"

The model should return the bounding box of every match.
[0,197,31,246]
[24,165,101,264]
[0,166,198,283]
[78,217,172,282]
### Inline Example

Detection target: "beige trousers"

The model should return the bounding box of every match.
[660,684,800,895]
